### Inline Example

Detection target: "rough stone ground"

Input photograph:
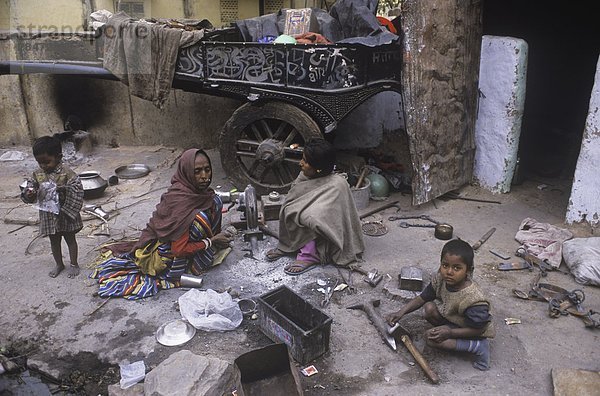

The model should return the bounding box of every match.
[0,145,598,395]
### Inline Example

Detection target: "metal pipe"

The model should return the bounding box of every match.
[0,61,118,80]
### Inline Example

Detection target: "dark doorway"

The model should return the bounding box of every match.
[483,0,600,182]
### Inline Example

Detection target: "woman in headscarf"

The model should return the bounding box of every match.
[266,138,364,275]
[92,149,233,299]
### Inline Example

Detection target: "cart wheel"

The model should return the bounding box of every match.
[219,102,322,194]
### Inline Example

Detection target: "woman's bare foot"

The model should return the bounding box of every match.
[49,264,65,278]
[67,264,80,278]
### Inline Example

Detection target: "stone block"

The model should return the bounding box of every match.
[108,383,144,396]
[143,350,238,396]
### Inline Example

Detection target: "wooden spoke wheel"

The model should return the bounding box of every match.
[219,102,322,194]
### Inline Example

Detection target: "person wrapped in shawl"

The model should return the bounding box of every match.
[266,138,365,275]
[92,149,233,299]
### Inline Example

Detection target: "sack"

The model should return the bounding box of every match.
[563,238,600,287]
[179,288,243,332]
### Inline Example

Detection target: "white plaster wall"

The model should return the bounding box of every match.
[474,35,528,193]
[566,55,600,225]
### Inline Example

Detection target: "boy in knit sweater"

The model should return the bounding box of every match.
[386,239,495,370]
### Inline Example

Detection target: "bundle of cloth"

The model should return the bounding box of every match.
[236,0,399,47]
[101,12,212,108]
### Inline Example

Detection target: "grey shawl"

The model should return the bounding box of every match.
[277,173,364,266]
[103,12,205,109]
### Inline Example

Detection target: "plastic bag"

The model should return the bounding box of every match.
[562,237,600,287]
[34,180,60,214]
[119,360,145,389]
[179,288,243,331]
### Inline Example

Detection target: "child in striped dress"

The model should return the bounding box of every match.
[21,136,84,278]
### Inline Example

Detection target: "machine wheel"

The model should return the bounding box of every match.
[219,102,322,194]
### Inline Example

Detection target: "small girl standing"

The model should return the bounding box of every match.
[21,136,84,278]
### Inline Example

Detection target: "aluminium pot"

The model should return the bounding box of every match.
[79,171,108,199]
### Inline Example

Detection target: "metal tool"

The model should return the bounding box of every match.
[515,247,552,276]
[359,200,400,219]
[337,267,356,294]
[388,214,440,224]
[439,191,502,204]
[321,280,338,307]
[83,205,111,236]
[348,264,382,287]
[489,249,511,260]
[236,185,264,258]
[388,321,440,384]
[399,266,423,291]
[397,222,436,229]
[472,227,496,251]
[347,299,397,351]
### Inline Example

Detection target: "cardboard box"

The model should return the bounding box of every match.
[283,8,319,36]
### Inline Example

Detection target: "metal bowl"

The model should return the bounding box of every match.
[238,299,257,316]
[115,164,150,179]
[434,223,454,240]
[156,319,196,346]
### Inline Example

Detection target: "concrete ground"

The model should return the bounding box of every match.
[0,144,598,395]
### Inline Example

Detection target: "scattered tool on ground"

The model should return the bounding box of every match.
[388,214,440,224]
[513,279,600,329]
[515,247,553,276]
[359,200,400,219]
[84,297,110,316]
[399,266,423,291]
[489,249,511,260]
[347,299,397,351]
[337,267,356,294]
[472,227,496,251]
[348,264,382,287]
[388,320,440,384]
[397,222,435,229]
[439,191,502,204]
[361,221,388,236]
[497,261,532,271]
[321,280,339,307]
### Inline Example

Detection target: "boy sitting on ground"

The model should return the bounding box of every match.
[386,239,495,370]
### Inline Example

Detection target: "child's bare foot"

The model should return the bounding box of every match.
[49,264,65,278]
[67,264,80,278]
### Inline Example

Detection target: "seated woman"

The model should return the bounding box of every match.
[92,149,233,299]
[266,138,365,275]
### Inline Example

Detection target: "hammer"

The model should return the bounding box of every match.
[348,264,382,287]
[347,299,397,351]
[388,321,440,384]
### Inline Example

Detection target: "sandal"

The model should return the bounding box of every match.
[284,260,317,276]
[265,248,288,262]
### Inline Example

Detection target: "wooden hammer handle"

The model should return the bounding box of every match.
[400,335,440,384]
